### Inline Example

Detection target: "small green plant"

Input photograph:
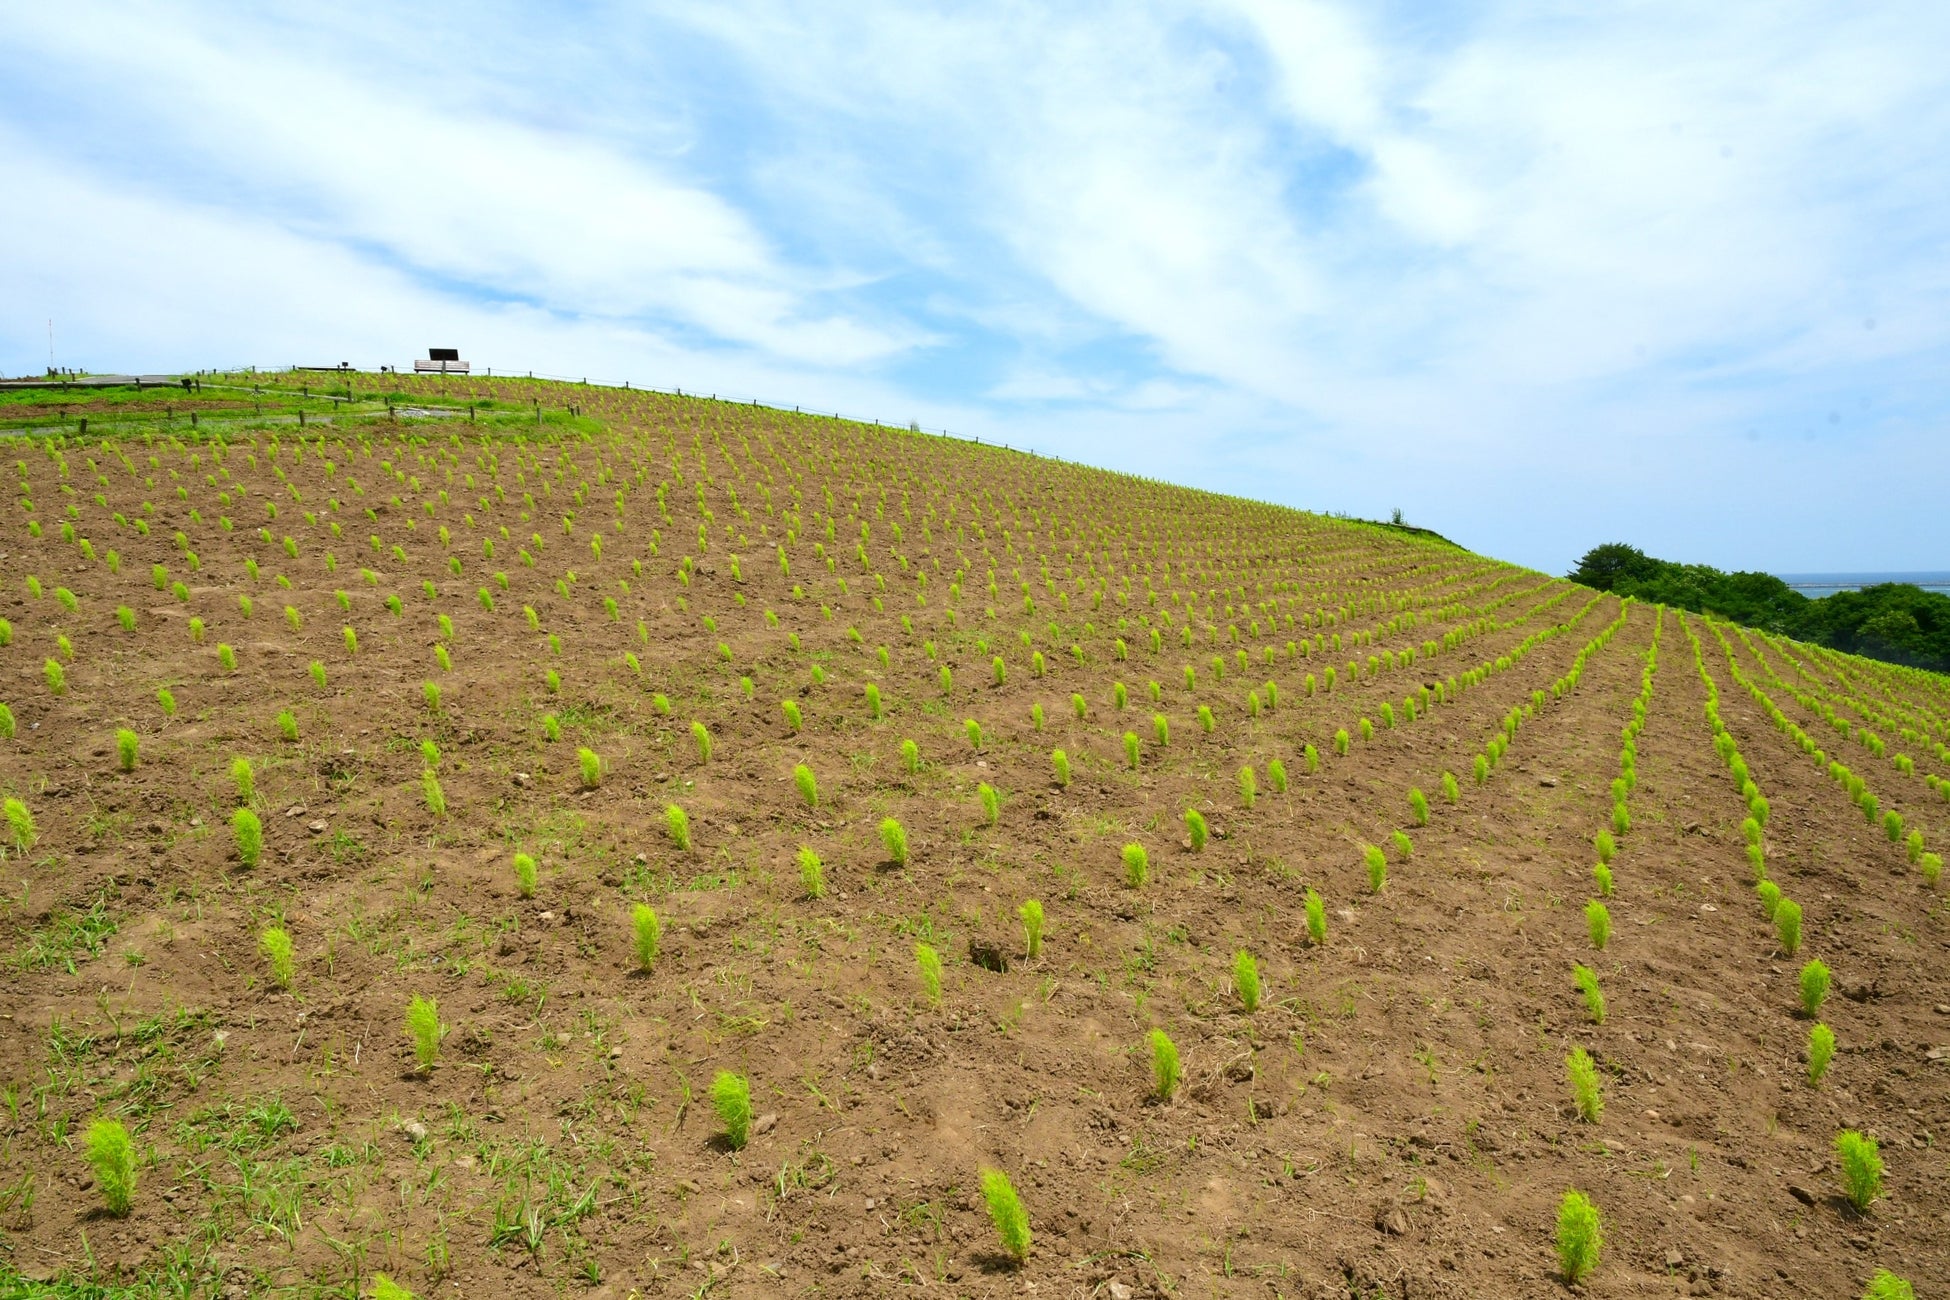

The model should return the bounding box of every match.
[880,816,908,865]
[371,1276,416,1300]
[1799,959,1831,1017]
[84,1118,136,1217]
[1808,1021,1835,1085]
[1592,862,1613,896]
[1124,730,1140,768]
[1185,807,1208,852]
[1019,899,1044,957]
[1861,1271,1916,1300]
[1441,770,1460,803]
[276,709,298,741]
[1122,841,1149,888]
[1566,1046,1602,1122]
[421,769,446,816]
[796,846,825,898]
[793,763,818,809]
[420,739,441,768]
[1585,900,1611,950]
[0,703,14,738]
[691,720,712,762]
[1555,1190,1602,1284]
[964,717,983,750]
[1573,964,1605,1023]
[1152,712,1169,746]
[117,605,136,632]
[514,852,538,898]
[4,798,36,852]
[231,756,255,804]
[709,1071,753,1149]
[1407,787,1429,825]
[665,804,691,850]
[1148,1028,1180,1100]
[577,746,603,789]
[1233,949,1261,1012]
[632,903,661,971]
[43,658,65,694]
[310,660,327,689]
[1304,887,1326,945]
[260,925,295,988]
[1268,757,1288,793]
[978,782,999,826]
[115,728,139,772]
[864,683,882,719]
[1334,727,1350,756]
[1392,829,1413,859]
[233,807,263,867]
[1197,704,1216,733]
[1835,1129,1882,1211]
[979,1167,1032,1264]
[1051,748,1070,787]
[406,994,443,1072]
[1774,897,1802,955]
[1363,843,1387,893]
[915,942,943,1005]
[1238,764,1257,809]
[900,738,920,774]
[1594,829,1616,864]
[782,699,802,731]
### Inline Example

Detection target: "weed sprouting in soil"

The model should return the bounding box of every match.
[1566,1047,1602,1122]
[632,904,662,970]
[1408,787,1429,825]
[710,1071,753,1149]
[1862,1271,1916,1300]
[260,925,295,989]
[1184,808,1208,852]
[1019,899,1044,957]
[1305,888,1327,945]
[1233,949,1261,1012]
[794,763,819,808]
[1363,844,1387,893]
[84,1118,136,1217]
[1573,964,1605,1023]
[115,727,139,771]
[1800,959,1831,1017]
[665,804,691,850]
[797,846,825,899]
[1585,900,1611,950]
[514,852,538,898]
[880,817,908,865]
[406,994,444,1072]
[232,807,263,867]
[1122,842,1149,889]
[1268,757,1288,793]
[1774,898,1803,955]
[980,1167,1031,1264]
[1555,1190,1602,1283]
[915,942,943,1006]
[1835,1130,1882,1211]
[1808,1022,1836,1085]
[1148,1028,1180,1100]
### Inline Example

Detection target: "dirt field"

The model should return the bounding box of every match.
[0,373,1944,1299]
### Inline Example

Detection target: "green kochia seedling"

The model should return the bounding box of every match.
[880,817,908,865]
[1408,787,1429,825]
[1305,887,1327,945]
[1774,897,1802,955]
[573,746,602,789]
[794,763,818,808]
[709,1071,753,1149]
[276,709,297,741]
[1573,964,1606,1023]
[970,1168,1032,1270]
[116,728,139,771]
[1862,1269,1917,1300]
[1585,900,1611,949]
[4,798,35,853]
[1441,770,1460,803]
[1594,830,1616,864]
[231,757,255,804]
[514,852,538,898]
[964,717,983,749]
[1233,949,1261,1012]
[1018,899,1044,957]
[1835,1129,1882,1211]
[421,769,446,816]
[665,804,692,850]
[1808,1022,1836,1085]
[797,846,825,898]
[691,720,712,762]
[1268,758,1288,793]
[901,738,920,773]
[1124,731,1140,769]
[406,994,443,1072]
[978,782,999,825]
[1238,764,1257,808]
[632,904,661,971]
[1363,843,1387,893]
[371,1276,416,1300]
[260,926,295,989]
[1051,748,1070,787]
[233,808,263,867]
[1391,829,1413,860]
[1593,863,1613,896]
[915,942,943,1005]
[1122,842,1149,888]
[1555,1190,1602,1283]
[782,699,802,731]
[1566,1047,1602,1122]
[1148,1028,1181,1099]
[1800,959,1831,1017]
[1185,808,1208,852]
[85,1118,136,1217]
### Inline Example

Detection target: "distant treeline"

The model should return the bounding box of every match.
[1570,543,1950,674]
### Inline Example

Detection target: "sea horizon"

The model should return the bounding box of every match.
[1773,571,1950,595]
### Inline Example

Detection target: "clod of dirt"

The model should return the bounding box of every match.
[307,820,327,834]
[968,938,1010,972]
[1788,1184,1817,1206]
[400,1120,429,1143]
[752,1113,778,1135]
[1374,1199,1409,1235]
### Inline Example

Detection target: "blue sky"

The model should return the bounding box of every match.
[4,1,1948,574]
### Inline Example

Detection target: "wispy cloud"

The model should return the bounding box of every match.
[3,0,1946,570]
